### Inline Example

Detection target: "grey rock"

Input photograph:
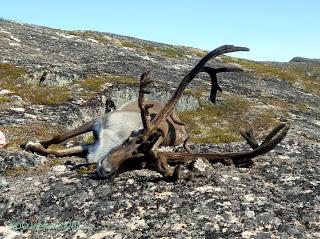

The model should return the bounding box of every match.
[0,19,319,239]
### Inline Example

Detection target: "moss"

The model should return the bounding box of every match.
[20,86,71,105]
[83,133,95,144]
[261,97,309,113]
[178,94,281,144]
[0,64,72,105]
[3,166,29,176]
[78,76,107,91]
[0,96,12,103]
[303,78,320,96]
[3,159,63,177]
[69,31,208,58]
[78,164,96,174]
[0,63,27,80]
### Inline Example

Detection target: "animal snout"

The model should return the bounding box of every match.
[96,158,117,178]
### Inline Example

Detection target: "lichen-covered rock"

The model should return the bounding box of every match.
[0,19,319,238]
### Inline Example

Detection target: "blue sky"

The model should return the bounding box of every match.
[0,0,319,61]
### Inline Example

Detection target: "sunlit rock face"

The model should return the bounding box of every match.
[0,19,319,238]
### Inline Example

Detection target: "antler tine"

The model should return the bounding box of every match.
[240,129,259,149]
[201,66,244,103]
[240,123,288,151]
[146,45,249,136]
[183,136,193,153]
[138,71,154,132]
[260,123,287,145]
[154,123,289,167]
[233,123,290,160]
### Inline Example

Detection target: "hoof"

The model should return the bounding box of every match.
[23,141,44,153]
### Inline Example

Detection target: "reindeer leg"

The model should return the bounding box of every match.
[21,120,95,150]
[25,142,89,158]
[40,121,95,148]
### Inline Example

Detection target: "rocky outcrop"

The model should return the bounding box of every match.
[290,56,320,64]
[0,19,319,238]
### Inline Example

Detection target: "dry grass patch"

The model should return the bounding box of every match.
[3,159,62,177]
[1,123,63,147]
[178,94,282,144]
[78,75,139,91]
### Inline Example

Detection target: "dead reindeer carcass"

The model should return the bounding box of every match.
[22,45,290,180]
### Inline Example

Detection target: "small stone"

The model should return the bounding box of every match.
[10,107,25,112]
[0,131,7,148]
[0,179,9,187]
[255,232,272,239]
[0,89,12,95]
[244,194,255,202]
[312,232,320,238]
[0,226,21,239]
[241,230,256,239]
[24,113,37,119]
[52,165,66,173]
[245,210,255,218]
[10,95,23,102]
[193,158,208,172]
[72,229,87,239]
[127,179,134,184]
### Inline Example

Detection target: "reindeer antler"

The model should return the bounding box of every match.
[138,71,154,132]
[154,123,289,168]
[143,45,249,138]
[98,45,290,180]
[201,66,244,103]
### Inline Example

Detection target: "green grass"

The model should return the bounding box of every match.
[178,94,280,144]
[0,64,72,105]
